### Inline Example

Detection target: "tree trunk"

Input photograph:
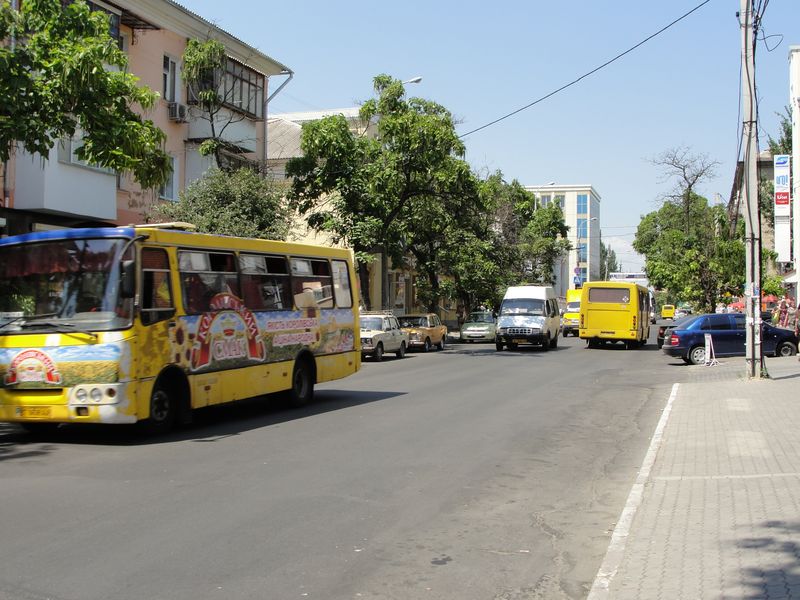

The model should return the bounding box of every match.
[358,263,371,310]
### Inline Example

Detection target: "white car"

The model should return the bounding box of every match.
[359,312,409,361]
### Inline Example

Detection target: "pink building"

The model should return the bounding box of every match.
[0,0,292,236]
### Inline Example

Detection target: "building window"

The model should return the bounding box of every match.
[578,243,587,262]
[159,155,176,201]
[554,194,565,210]
[163,55,177,103]
[577,193,588,214]
[540,194,551,208]
[85,1,120,43]
[223,59,264,118]
[577,217,587,239]
[57,132,114,175]
[580,267,587,284]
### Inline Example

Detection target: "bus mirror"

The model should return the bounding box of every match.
[121,260,136,298]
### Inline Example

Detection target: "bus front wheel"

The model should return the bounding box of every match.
[142,382,177,435]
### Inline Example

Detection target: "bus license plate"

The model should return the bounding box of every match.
[17,406,51,418]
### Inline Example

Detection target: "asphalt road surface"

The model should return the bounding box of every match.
[0,333,689,600]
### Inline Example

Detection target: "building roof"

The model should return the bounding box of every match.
[110,0,292,77]
[266,118,303,160]
[271,108,364,123]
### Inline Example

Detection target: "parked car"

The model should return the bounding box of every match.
[656,315,694,349]
[662,313,798,365]
[459,311,497,343]
[400,313,447,351]
[359,312,409,361]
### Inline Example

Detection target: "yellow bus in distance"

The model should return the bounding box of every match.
[579,281,651,349]
[561,288,582,337]
[0,223,361,434]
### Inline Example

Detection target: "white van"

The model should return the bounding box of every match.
[495,285,561,351]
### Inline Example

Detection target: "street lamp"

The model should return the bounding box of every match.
[575,217,598,288]
[402,76,423,85]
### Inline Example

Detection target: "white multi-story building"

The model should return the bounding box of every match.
[524,184,601,297]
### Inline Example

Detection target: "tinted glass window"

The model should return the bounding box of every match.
[239,254,291,311]
[588,288,631,303]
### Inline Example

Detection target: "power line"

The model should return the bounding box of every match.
[459,0,713,139]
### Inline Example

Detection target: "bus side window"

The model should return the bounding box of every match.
[141,248,175,325]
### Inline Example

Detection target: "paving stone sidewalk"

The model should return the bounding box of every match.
[592,357,800,599]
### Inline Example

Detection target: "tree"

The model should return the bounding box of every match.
[182,39,258,172]
[150,168,292,240]
[0,0,170,188]
[287,74,476,310]
[767,106,792,155]
[634,194,744,312]
[444,172,526,318]
[650,147,719,236]
[599,239,620,280]
[518,203,571,285]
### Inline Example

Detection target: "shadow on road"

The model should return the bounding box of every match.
[0,388,405,452]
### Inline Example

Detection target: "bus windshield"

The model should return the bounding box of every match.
[0,237,133,333]
[500,298,544,316]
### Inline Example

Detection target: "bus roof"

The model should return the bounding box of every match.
[0,227,135,247]
[0,226,353,260]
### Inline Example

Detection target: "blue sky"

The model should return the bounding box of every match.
[179,0,798,272]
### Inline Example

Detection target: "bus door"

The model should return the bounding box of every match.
[138,246,180,411]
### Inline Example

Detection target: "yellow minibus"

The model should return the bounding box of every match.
[579,281,651,349]
[0,223,361,433]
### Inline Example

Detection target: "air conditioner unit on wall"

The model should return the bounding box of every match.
[167,102,188,123]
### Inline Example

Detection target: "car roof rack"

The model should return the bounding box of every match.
[135,222,198,231]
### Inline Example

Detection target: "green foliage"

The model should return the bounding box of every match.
[518,203,571,284]
[150,168,292,240]
[767,106,792,156]
[182,38,249,169]
[287,74,478,310]
[634,195,744,312]
[183,38,226,111]
[599,240,620,280]
[762,274,786,299]
[0,0,170,188]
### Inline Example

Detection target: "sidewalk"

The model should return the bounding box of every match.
[590,357,800,599]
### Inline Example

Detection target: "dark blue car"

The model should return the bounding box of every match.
[662,313,798,365]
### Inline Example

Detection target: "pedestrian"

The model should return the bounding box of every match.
[777,297,790,328]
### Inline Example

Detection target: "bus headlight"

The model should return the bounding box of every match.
[70,384,124,405]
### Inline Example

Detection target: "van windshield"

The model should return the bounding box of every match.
[566,302,580,312]
[500,298,544,316]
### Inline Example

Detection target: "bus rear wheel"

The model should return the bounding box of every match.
[288,358,315,407]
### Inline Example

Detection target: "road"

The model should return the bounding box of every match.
[0,333,688,600]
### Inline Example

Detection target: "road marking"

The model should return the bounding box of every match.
[586,382,679,600]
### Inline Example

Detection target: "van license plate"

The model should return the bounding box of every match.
[17,406,51,418]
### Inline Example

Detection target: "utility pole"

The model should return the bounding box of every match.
[791,46,800,301]
[740,0,763,378]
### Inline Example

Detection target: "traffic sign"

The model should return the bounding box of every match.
[573,276,581,285]
[574,267,581,275]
